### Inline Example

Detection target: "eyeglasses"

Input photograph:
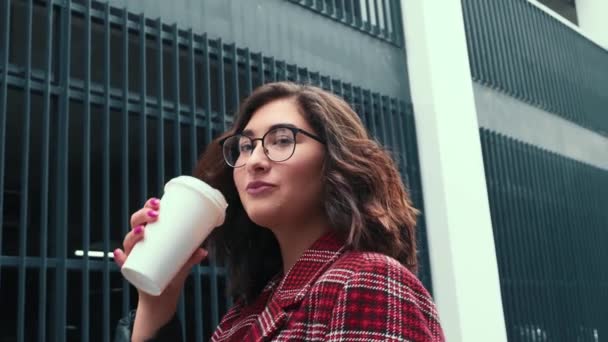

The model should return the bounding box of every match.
[219,125,325,168]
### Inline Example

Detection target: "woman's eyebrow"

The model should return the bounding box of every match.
[241,123,298,137]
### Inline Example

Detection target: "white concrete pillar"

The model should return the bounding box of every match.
[400,1,508,341]
[576,0,608,49]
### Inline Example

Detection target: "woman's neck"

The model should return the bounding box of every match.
[271,216,330,275]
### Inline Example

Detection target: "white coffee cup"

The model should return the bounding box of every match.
[121,175,228,296]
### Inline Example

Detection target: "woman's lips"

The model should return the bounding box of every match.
[246,181,276,196]
[246,185,275,196]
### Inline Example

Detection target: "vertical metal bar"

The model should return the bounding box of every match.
[210,37,225,329]
[202,31,213,335]
[245,48,252,96]
[38,1,54,340]
[138,13,148,205]
[269,56,276,82]
[188,28,204,342]
[156,18,165,193]
[485,132,509,339]
[120,6,131,318]
[171,23,187,341]
[172,24,182,178]
[258,52,265,86]
[510,0,533,104]
[389,98,404,173]
[524,2,545,108]
[348,0,356,26]
[55,1,72,340]
[0,0,10,288]
[380,0,389,39]
[355,87,366,127]
[541,148,560,338]
[496,0,519,98]
[551,152,572,340]
[530,7,553,112]
[17,1,33,341]
[388,0,401,45]
[363,0,372,31]
[202,33,211,143]
[504,135,525,340]
[372,0,381,35]
[476,0,495,88]
[548,19,577,122]
[462,0,480,82]
[82,0,92,339]
[524,144,544,337]
[485,0,507,93]
[101,4,111,342]
[528,145,552,338]
[243,48,253,95]
[364,90,376,135]
[231,44,239,114]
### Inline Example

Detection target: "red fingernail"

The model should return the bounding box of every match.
[134,226,143,234]
[147,210,158,218]
[151,198,160,206]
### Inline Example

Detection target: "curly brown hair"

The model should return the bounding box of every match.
[194,82,419,303]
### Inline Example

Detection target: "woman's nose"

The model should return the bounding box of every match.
[246,142,270,172]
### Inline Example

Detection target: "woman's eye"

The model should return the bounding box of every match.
[239,143,253,152]
[273,137,293,145]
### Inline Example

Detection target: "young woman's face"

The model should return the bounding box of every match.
[233,98,326,230]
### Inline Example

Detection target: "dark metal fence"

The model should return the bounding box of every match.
[287,0,403,46]
[0,0,428,341]
[480,128,608,342]
[463,0,608,136]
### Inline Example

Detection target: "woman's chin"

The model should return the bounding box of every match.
[246,207,281,228]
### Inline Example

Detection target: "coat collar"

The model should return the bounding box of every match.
[273,231,346,308]
[250,231,346,341]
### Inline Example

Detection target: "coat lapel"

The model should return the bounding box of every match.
[248,232,346,341]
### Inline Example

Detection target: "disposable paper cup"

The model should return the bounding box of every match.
[121,176,228,296]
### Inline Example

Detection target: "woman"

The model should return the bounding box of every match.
[114,82,445,341]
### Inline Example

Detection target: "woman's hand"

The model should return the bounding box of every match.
[113,197,208,341]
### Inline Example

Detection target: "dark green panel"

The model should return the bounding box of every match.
[480,129,608,341]
[462,0,608,136]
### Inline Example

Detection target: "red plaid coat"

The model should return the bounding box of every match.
[210,232,445,341]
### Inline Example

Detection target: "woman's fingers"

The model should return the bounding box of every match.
[113,248,127,267]
[166,248,209,292]
[186,248,208,268]
[123,225,145,255]
[129,198,160,228]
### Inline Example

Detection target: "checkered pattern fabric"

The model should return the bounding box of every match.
[210,232,445,341]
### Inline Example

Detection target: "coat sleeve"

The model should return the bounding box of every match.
[324,256,445,342]
[113,310,183,342]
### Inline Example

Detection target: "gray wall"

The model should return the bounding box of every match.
[474,83,608,171]
[101,0,410,99]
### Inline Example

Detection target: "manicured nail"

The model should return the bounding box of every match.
[151,198,160,206]
[134,226,143,234]
[147,210,158,218]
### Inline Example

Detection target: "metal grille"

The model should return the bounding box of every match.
[462,0,608,136]
[287,0,403,46]
[0,0,429,341]
[480,129,608,341]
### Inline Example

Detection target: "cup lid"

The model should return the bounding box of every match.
[166,176,228,212]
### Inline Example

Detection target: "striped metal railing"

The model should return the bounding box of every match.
[286,0,403,46]
[0,0,428,341]
[463,0,608,136]
[480,128,608,341]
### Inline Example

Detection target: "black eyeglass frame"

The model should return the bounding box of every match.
[218,125,326,168]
